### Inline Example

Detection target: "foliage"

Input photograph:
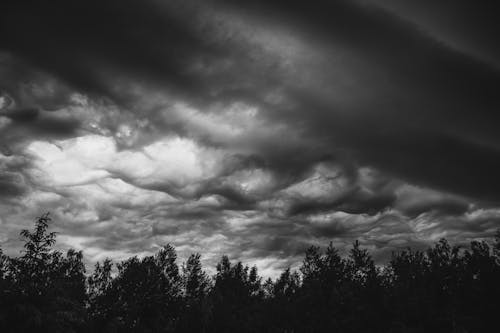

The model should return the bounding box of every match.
[0,213,87,332]
[0,212,499,332]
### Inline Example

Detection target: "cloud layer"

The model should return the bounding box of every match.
[1,0,499,276]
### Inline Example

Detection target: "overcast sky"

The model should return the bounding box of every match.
[1,0,499,277]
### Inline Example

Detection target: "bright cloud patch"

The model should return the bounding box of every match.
[26,134,227,193]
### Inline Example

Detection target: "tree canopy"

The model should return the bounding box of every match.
[0,213,499,332]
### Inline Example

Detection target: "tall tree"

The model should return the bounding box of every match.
[182,253,210,300]
[179,253,211,332]
[2,213,87,332]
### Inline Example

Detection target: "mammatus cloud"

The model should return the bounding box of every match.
[1,0,499,276]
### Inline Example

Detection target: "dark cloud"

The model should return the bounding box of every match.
[0,54,76,112]
[395,186,470,218]
[3,0,498,203]
[1,0,500,275]
[365,0,500,68]
[4,109,81,137]
[210,0,500,203]
[1,1,201,98]
[288,187,396,217]
[0,172,27,198]
[0,0,274,109]
[0,152,32,199]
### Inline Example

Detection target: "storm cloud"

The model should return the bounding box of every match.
[1,0,499,276]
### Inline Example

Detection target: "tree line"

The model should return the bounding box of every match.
[1,213,499,332]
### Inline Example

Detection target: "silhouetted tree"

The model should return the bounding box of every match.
[89,245,182,332]
[1,213,499,333]
[208,256,266,332]
[0,213,87,332]
[264,267,301,331]
[182,253,210,300]
[87,258,115,332]
[178,253,211,332]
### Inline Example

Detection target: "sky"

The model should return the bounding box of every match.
[1,0,500,277]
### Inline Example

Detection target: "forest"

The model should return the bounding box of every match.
[0,213,499,333]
